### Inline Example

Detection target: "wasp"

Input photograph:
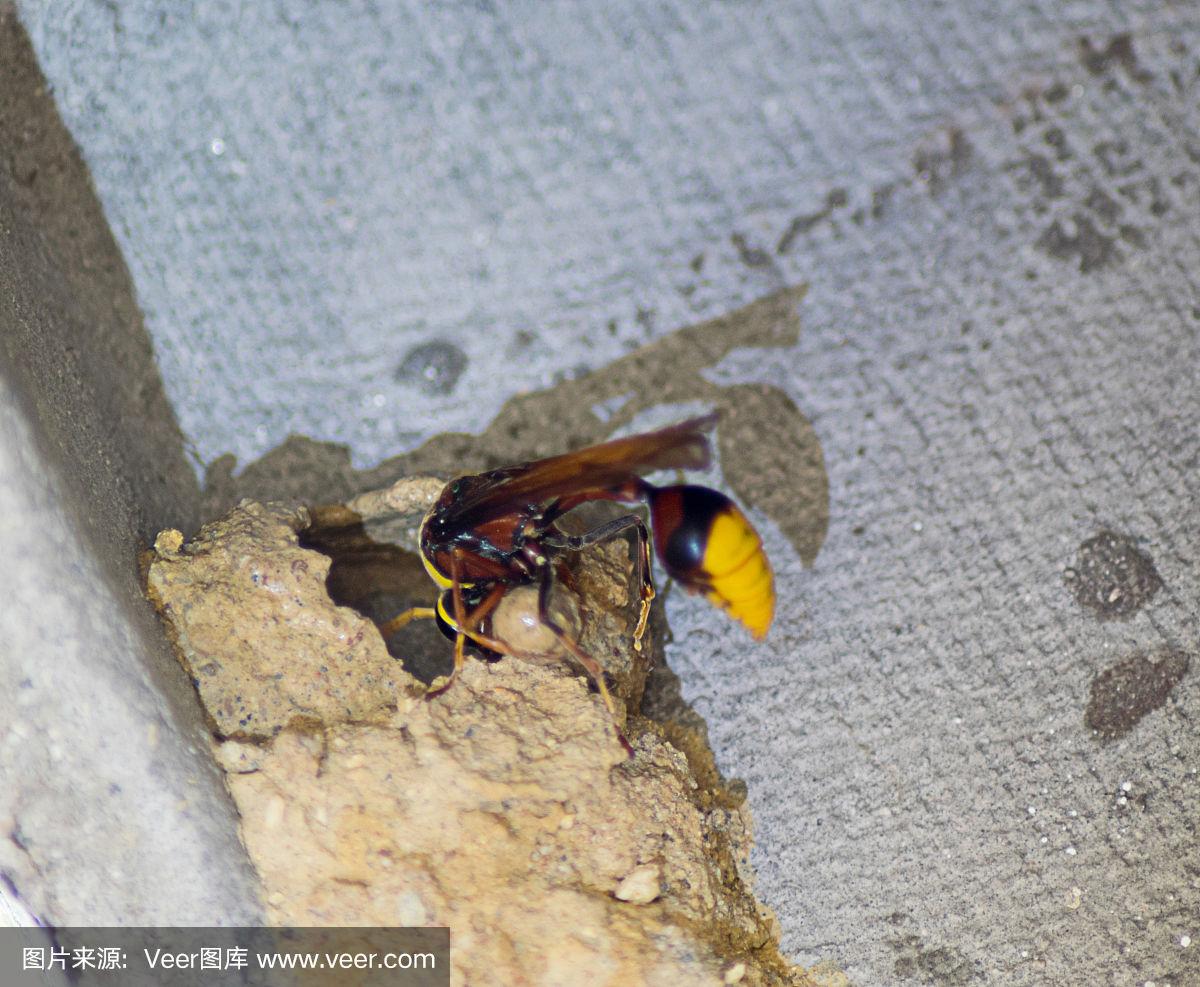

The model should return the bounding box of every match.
[381,414,773,721]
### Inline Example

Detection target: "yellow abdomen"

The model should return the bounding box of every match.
[701,508,774,639]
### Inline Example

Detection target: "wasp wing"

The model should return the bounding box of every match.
[442,413,717,523]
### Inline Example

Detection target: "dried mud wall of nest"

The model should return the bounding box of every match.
[146,482,842,987]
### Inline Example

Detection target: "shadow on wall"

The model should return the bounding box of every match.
[205,285,829,568]
[0,6,201,553]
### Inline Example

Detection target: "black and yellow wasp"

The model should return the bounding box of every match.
[383,413,773,719]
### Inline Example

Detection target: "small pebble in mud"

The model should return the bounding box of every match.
[614,864,662,904]
[395,340,468,394]
[723,962,747,984]
[1063,530,1162,620]
[1085,648,1189,739]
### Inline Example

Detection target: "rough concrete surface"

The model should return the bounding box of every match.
[0,5,259,925]
[7,2,1200,985]
[0,377,257,926]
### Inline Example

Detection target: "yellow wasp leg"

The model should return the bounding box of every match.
[631,525,655,652]
[428,550,471,697]
[544,512,656,654]
[428,550,505,697]
[378,606,436,639]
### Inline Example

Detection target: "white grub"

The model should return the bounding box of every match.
[491,584,583,660]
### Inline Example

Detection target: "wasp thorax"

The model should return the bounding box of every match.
[490,584,583,659]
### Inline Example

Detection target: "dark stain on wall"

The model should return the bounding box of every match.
[1063,530,1162,620]
[1085,648,1189,740]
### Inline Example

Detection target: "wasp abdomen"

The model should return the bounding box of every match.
[649,485,775,639]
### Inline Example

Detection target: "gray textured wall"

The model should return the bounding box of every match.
[12,2,1200,983]
[0,3,260,926]
[20,1,1174,471]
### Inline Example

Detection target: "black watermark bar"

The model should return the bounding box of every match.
[0,927,449,987]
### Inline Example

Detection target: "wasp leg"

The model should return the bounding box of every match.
[535,565,634,757]
[544,513,656,652]
[427,550,471,697]
[378,606,436,639]
[427,559,507,698]
[453,584,509,654]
